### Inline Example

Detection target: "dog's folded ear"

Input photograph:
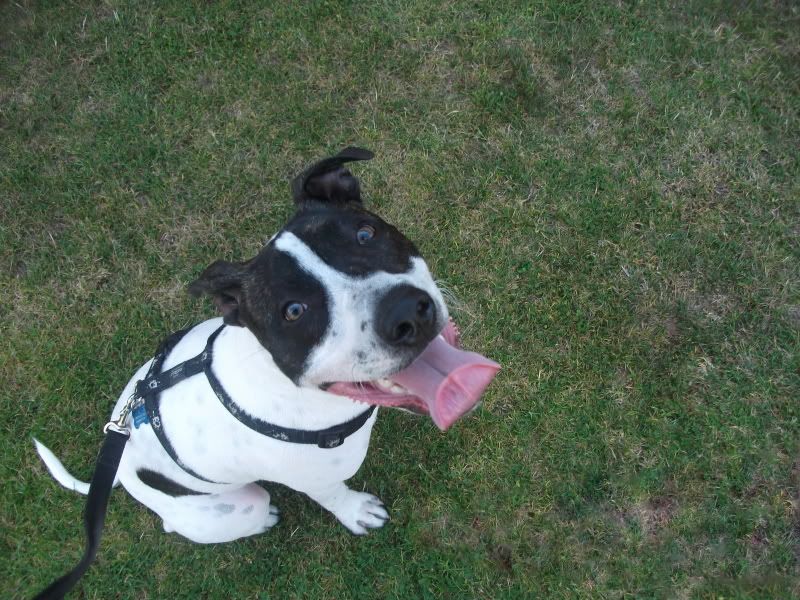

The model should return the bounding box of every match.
[188,260,246,326]
[291,147,374,205]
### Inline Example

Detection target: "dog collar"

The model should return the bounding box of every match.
[133,325,377,482]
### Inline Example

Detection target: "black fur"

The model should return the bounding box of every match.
[137,468,207,497]
[284,204,419,276]
[240,250,331,382]
[188,260,246,325]
[291,146,374,205]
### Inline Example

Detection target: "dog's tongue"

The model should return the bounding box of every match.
[389,327,500,431]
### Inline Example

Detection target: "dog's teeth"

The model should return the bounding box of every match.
[374,379,407,394]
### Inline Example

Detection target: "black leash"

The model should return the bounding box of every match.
[32,427,129,600]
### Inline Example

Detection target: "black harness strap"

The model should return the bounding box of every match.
[138,327,221,483]
[201,326,376,449]
[136,325,375,454]
[136,324,376,477]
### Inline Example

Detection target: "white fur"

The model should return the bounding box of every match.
[33,439,90,494]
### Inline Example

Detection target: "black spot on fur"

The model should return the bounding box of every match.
[137,468,208,497]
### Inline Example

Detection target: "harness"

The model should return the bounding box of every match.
[133,324,376,482]
[34,324,375,600]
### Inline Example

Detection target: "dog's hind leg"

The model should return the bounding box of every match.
[125,475,279,543]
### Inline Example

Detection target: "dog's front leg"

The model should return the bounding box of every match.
[301,481,389,535]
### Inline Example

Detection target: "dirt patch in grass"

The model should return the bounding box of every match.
[687,292,737,323]
[608,365,635,405]
[415,510,483,554]
[791,460,800,564]
[785,305,800,328]
[148,214,229,257]
[146,279,190,313]
[662,315,681,340]
[747,522,769,553]
[631,495,679,538]
[645,272,743,328]
[489,543,514,573]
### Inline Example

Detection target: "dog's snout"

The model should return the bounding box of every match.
[377,285,438,347]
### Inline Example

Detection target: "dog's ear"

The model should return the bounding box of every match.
[188,260,246,326]
[291,147,374,205]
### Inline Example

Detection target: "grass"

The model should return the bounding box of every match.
[1,0,798,598]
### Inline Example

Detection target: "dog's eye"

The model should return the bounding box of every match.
[356,225,375,245]
[283,302,307,321]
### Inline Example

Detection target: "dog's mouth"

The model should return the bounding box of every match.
[326,320,500,430]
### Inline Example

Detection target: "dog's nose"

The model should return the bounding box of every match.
[376,285,438,347]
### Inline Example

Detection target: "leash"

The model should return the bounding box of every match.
[33,328,199,598]
[33,323,377,598]
[32,422,129,600]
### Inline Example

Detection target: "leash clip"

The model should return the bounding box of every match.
[103,421,131,437]
[103,394,137,437]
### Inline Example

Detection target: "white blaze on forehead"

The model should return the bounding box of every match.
[274,231,349,286]
[273,232,449,385]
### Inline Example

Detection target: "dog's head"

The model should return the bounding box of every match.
[190,148,498,429]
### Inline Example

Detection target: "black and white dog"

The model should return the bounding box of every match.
[34,148,499,543]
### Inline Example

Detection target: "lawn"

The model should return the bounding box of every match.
[1,1,798,598]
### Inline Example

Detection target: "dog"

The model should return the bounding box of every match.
[34,148,499,543]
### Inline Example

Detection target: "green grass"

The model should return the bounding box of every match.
[2,0,798,598]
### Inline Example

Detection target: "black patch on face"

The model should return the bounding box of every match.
[284,204,419,277]
[238,248,330,383]
[137,468,208,497]
[189,148,427,384]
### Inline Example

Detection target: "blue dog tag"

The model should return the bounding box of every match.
[132,403,149,429]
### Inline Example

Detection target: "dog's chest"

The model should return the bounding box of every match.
[121,320,378,487]
[153,390,376,486]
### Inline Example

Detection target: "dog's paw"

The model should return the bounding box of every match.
[333,491,389,535]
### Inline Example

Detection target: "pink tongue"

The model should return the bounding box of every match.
[390,334,500,431]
